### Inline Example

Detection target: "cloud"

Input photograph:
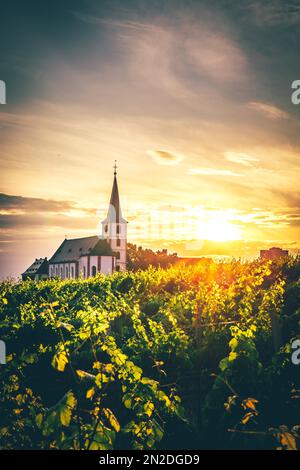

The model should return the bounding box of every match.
[188,168,241,177]
[0,193,97,231]
[224,152,259,167]
[185,29,248,84]
[73,12,157,32]
[246,1,300,26]
[72,11,250,107]
[271,189,300,210]
[0,214,92,230]
[147,149,183,166]
[0,193,75,213]
[248,101,289,120]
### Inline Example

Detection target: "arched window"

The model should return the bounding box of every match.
[92,266,97,276]
[71,266,74,278]
[104,224,108,233]
[83,266,86,278]
[116,238,121,247]
[116,224,120,234]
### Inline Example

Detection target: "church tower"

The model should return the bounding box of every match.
[101,162,127,271]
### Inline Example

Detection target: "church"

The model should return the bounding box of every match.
[22,164,127,281]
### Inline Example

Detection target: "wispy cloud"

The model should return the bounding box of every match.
[188,168,241,177]
[73,11,250,106]
[0,193,76,213]
[147,149,183,166]
[73,12,157,32]
[0,193,96,232]
[246,1,300,26]
[224,152,259,167]
[185,29,248,84]
[248,101,289,120]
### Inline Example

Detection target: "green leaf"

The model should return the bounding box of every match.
[58,391,77,427]
[52,350,68,372]
[219,357,229,372]
[103,408,120,432]
[35,413,43,428]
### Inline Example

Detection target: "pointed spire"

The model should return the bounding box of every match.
[108,162,121,223]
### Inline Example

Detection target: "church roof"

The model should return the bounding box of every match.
[90,238,114,256]
[49,236,113,264]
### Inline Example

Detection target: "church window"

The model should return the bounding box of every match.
[105,224,108,233]
[116,224,120,234]
[116,238,121,247]
[92,266,97,276]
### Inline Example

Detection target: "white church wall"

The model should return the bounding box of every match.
[49,264,62,278]
[79,256,114,277]
[103,223,127,271]
[89,256,98,276]
[69,263,76,278]
[102,221,127,240]
[59,264,65,279]
[100,256,114,275]
[49,262,76,279]
[79,257,88,278]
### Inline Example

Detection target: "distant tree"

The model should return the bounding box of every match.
[126,243,178,270]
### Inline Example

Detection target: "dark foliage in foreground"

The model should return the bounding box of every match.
[0,257,299,450]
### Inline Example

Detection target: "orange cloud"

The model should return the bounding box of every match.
[147,149,183,166]
[248,101,290,120]
[224,152,259,167]
[188,168,241,177]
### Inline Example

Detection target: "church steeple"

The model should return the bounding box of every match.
[108,161,122,224]
[101,162,127,271]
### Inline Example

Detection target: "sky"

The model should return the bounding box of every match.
[1,0,300,278]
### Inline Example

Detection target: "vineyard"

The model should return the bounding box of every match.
[0,258,300,450]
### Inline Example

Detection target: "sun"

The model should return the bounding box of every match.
[197,215,242,242]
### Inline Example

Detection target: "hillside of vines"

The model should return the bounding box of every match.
[0,258,300,450]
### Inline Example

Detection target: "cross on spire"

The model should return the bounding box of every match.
[113,160,117,176]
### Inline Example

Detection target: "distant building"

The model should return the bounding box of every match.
[22,258,49,281]
[260,247,289,260]
[21,163,127,280]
